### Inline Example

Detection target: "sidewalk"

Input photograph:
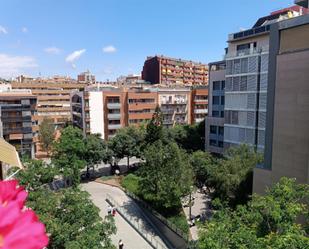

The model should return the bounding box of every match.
[182,190,212,240]
[82,181,166,249]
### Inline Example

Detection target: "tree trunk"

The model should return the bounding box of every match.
[127,156,130,169]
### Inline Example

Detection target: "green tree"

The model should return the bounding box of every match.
[52,126,86,187]
[27,188,116,249]
[189,150,214,187]
[139,140,193,210]
[198,178,309,249]
[211,144,261,204]
[108,126,145,167]
[9,159,57,191]
[83,133,110,177]
[168,123,204,152]
[39,118,55,155]
[144,106,165,145]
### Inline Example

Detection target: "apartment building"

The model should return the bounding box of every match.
[127,88,158,126]
[191,87,208,124]
[0,89,37,158]
[253,7,309,194]
[12,81,87,126]
[71,87,127,140]
[224,5,306,156]
[142,55,208,86]
[77,70,96,84]
[205,61,226,154]
[157,88,191,127]
[71,85,203,138]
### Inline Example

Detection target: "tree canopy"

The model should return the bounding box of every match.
[52,126,86,187]
[108,126,145,166]
[198,178,309,249]
[39,118,55,154]
[139,140,193,210]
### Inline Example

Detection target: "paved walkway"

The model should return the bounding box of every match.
[183,190,212,240]
[82,181,166,249]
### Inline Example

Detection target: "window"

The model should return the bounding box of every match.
[218,141,224,148]
[231,111,238,125]
[218,127,224,136]
[210,139,217,146]
[233,59,241,74]
[212,111,220,117]
[213,81,221,91]
[241,58,248,73]
[240,76,247,91]
[213,96,220,105]
[233,77,240,91]
[221,80,225,90]
[221,111,224,118]
[210,125,217,134]
[221,96,225,105]
[237,43,250,51]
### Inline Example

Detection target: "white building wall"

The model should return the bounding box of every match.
[89,92,104,139]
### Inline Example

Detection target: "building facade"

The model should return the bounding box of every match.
[142,55,208,86]
[205,61,226,154]
[157,88,192,128]
[127,88,158,126]
[253,11,309,194]
[12,81,87,126]
[191,87,208,124]
[77,70,96,84]
[0,90,38,158]
[71,86,204,138]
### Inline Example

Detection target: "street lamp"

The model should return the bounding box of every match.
[189,185,194,221]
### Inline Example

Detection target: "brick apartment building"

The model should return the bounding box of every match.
[71,86,207,139]
[142,55,208,86]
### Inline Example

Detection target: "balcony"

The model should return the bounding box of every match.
[228,25,270,42]
[194,109,208,114]
[225,46,269,59]
[108,124,121,130]
[195,117,205,123]
[107,103,121,109]
[107,113,121,120]
[194,98,208,103]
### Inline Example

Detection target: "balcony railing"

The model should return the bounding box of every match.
[194,109,208,114]
[108,124,121,130]
[225,46,269,59]
[107,103,121,109]
[107,113,121,120]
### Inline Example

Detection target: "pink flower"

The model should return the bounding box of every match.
[0,180,27,209]
[0,204,49,249]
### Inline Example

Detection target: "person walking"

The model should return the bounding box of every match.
[118,239,124,249]
[112,207,116,216]
[107,205,112,215]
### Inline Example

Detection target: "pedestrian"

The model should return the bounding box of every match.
[107,205,112,215]
[112,207,116,216]
[118,239,124,249]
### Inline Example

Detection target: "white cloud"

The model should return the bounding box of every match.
[21,27,28,33]
[0,25,8,34]
[44,47,61,55]
[65,49,86,69]
[0,53,38,78]
[102,45,117,53]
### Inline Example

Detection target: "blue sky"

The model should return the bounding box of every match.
[0,0,293,80]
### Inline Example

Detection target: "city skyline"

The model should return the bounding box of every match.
[0,0,293,80]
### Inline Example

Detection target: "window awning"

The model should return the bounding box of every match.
[0,138,23,169]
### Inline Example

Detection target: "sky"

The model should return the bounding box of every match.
[0,0,293,81]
